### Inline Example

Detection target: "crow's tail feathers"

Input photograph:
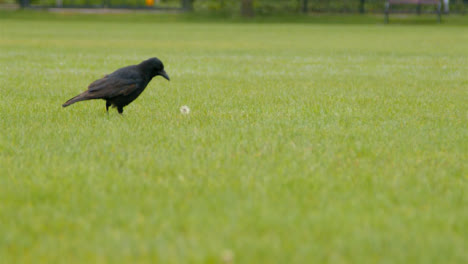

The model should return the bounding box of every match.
[62,92,89,107]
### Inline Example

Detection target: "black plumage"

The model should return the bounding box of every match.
[62,57,169,114]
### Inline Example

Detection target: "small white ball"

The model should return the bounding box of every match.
[180,105,190,114]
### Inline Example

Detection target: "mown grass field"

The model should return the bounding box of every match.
[0,12,467,263]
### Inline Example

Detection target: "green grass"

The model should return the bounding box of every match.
[3,9,468,25]
[0,12,467,263]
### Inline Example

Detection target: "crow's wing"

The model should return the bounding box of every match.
[87,75,142,98]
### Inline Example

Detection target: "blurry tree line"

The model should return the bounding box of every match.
[191,0,467,15]
[14,0,468,15]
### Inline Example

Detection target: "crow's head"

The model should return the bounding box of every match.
[140,57,170,81]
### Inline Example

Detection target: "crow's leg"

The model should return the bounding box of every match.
[106,101,111,112]
[117,106,124,114]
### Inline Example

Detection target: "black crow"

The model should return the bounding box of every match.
[62,57,169,114]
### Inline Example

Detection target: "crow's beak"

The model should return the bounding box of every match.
[159,70,170,81]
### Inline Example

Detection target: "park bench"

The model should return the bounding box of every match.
[385,0,442,23]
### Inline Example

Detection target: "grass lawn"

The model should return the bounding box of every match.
[0,11,467,263]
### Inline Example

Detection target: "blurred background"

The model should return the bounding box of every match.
[1,0,467,16]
